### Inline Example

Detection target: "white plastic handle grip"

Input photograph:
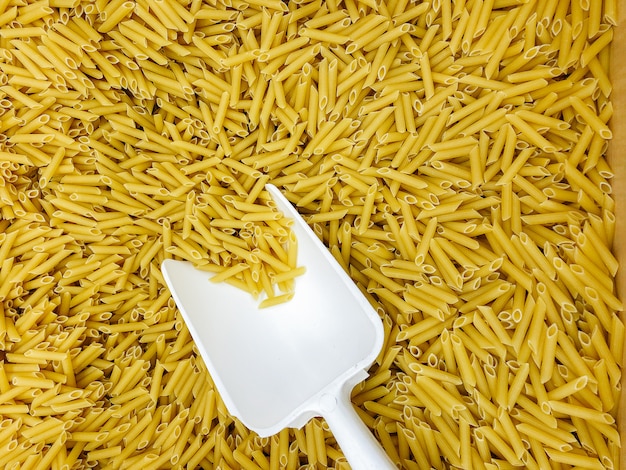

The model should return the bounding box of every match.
[320,385,397,470]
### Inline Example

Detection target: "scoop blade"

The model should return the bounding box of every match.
[161,184,384,437]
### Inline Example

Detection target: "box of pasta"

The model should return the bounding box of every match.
[0,0,624,468]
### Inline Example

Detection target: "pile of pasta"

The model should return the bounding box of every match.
[0,0,622,468]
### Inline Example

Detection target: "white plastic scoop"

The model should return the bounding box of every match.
[161,184,396,469]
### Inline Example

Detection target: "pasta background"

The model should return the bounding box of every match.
[0,0,623,469]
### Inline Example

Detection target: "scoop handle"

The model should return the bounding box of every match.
[320,384,397,469]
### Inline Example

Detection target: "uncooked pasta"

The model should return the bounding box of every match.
[0,0,622,469]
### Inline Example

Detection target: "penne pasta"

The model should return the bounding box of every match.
[0,1,620,468]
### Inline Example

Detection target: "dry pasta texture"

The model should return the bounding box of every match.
[0,0,622,468]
